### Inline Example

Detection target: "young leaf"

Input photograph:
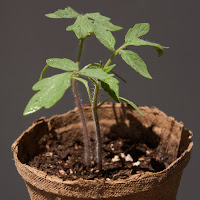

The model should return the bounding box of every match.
[119,97,144,117]
[46,58,78,71]
[127,38,168,57]
[125,23,150,42]
[80,68,113,81]
[24,73,73,115]
[101,77,119,102]
[66,15,94,39]
[45,7,79,19]
[94,22,116,51]
[120,50,152,79]
[103,64,116,72]
[85,12,110,21]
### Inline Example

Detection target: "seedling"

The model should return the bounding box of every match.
[24,7,167,171]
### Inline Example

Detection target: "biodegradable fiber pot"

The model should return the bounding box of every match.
[12,103,193,200]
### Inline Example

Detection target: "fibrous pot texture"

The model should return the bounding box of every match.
[12,103,193,200]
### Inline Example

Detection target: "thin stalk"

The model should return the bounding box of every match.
[91,43,128,171]
[81,62,101,70]
[104,43,127,69]
[72,39,90,169]
[97,97,112,109]
[92,81,102,171]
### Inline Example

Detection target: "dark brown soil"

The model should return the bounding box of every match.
[29,131,169,181]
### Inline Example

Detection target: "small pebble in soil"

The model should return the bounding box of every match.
[28,136,169,181]
[125,154,133,162]
[110,144,115,151]
[112,155,120,162]
[133,161,140,167]
[120,153,125,158]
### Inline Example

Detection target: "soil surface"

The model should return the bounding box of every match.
[29,131,169,181]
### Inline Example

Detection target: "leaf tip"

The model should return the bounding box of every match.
[140,111,144,117]
[23,108,32,116]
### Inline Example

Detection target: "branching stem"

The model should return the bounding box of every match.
[104,43,127,69]
[91,43,127,171]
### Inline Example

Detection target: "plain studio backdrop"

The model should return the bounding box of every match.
[1,0,199,199]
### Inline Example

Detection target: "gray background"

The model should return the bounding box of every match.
[1,0,199,199]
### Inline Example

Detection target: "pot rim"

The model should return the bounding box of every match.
[12,103,193,198]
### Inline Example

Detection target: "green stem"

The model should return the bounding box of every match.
[90,43,127,171]
[76,38,85,66]
[39,65,49,80]
[72,39,90,169]
[97,97,112,109]
[89,77,98,86]
[92,81,102,171]
[104,43,127,69]
[81,62,101,70]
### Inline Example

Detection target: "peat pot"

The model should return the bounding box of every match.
[12,103,193,200]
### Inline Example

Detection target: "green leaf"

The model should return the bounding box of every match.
[73,77,92,104]
[80,68,113,81]
[120,50,152,79]
[94,22,116,51]
[46,58,78,71]
[125,23,150,42]
[101,77,119,102]
[85,12,110,21]
[119,97,144,117]
[45,7,79,19]
[66,15,94,39]
[96,20,123,32]
[127,38,168,57]
[45,13,63,19]
[103,64,116,72]
[24,73,73,115]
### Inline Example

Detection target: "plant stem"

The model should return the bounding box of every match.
[91,43,127,171]
[97,97,112,109]
[92,81,102,171]
[72,39,90,169]
[76,38,85,66]
[104,43,127,69]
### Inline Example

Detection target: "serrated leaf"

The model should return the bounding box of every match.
[24,73,73,115]
[66,15,94,39]
[125,23,150,42]
[101,77,119,102]
[46,58,78,71]
[80,68,113,81]
[119,97,144,117]
[127,38,168,57]
[96,21,123,31]
[103,64,116,72]
[120,50,152,79]
[85,12,110,21]
[94,22,116,51]
[46,7,79,19]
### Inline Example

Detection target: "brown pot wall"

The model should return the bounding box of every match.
[12,103,193,200]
